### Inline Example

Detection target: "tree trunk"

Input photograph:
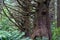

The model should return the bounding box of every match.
[31,0,52,40]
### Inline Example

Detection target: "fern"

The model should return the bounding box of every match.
[0,14,31,40]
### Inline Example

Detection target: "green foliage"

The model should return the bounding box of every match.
[51,21,60,40]
[0,30,32,40]
[0,30,11,40]
[52,27,60,40]
[0,14,31,40]
[0,8,31,40]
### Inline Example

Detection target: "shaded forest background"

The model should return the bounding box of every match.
[0,0,60,40]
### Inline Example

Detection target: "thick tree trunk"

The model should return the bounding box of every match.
[31,0,52,40]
